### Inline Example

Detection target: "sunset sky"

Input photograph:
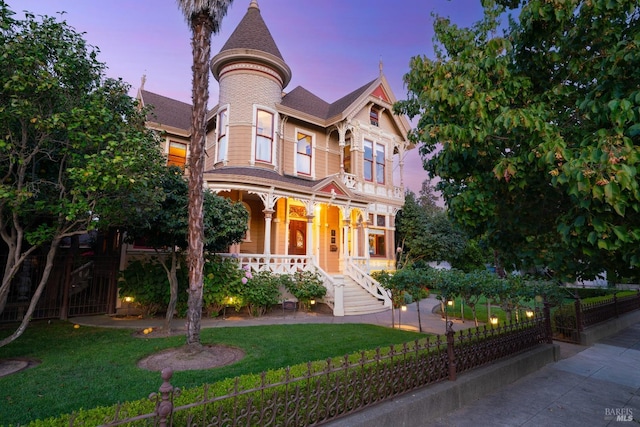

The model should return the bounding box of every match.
[9,0,489,194]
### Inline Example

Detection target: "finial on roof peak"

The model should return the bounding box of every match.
[379,57,384,77]
[140,74,146,91]
[249,0,259,10]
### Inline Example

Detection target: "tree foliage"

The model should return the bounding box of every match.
[396,188,466,265]
[395,0,640,281]
[0,2,166,346]
[124,167,248,330]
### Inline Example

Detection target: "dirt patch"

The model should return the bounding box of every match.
[138,344,245,372]
[0,357,40,378]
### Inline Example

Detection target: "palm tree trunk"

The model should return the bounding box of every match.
[185,12,213,347]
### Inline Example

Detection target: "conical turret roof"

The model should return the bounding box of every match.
[211,0,291,87]
[220,0,284,60]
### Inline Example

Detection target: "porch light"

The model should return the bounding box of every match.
[525,309,534,318]
[489,315,499,326]
[401,305,407,312]
[310,299,316,305]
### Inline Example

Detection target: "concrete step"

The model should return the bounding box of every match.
[340,276,389,316]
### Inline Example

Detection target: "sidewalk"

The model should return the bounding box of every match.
[427,322,640,426]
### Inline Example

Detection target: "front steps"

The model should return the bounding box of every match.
[341,275,389,316]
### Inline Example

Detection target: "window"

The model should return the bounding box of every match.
[377,215,386,227]
[256,109,273,163]
[296,132,312,175]
[370,107,379,126]
[375,143,385,184]
[217,108,228,163]
[167,141,187,168]
[364,140,385,183]
[364,140,373,181]
[368,229,386,257]
[343,139,351,173]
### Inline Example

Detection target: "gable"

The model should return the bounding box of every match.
[318,182,347,196]
[371,84,390,103]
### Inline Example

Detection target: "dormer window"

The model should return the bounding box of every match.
[370,107,379,126]
[255,109,274,163]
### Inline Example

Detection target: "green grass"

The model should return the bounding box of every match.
[0,320,421,425]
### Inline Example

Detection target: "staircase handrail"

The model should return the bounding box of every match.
[311,261,336,311]
[345,261,392,307]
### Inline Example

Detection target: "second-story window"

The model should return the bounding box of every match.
[364,140,385,183]
[167,141,187,168]
[375,143,385,184]
[364,140,374,181]
[256,109,273,163]
[217,108,228,163]
[296,132,312,175]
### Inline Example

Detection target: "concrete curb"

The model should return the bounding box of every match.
[325,343,560,427]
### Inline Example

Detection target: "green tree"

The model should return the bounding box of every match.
[177,0,233,348]
[395,0,640,281]
[0,3,166,346]
[124,167,248,331]
[396,189,466,265]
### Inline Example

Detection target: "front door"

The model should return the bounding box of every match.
[288,220,306,255]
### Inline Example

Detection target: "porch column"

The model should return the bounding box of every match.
[342,219,350,258]
[352,221,359,258]
[306,214,314,259]
[263,209,274,255]
[363,220,371,260]
[255,188,280,257]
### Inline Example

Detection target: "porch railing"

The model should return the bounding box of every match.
[220,254,337,313]
[223,254,314,275]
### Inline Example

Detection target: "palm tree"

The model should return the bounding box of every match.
[176,0,233,347]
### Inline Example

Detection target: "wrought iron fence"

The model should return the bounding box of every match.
[77,315,549,426]
[552,290,640,343]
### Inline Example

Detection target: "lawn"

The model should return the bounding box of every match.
[0,320,421,425]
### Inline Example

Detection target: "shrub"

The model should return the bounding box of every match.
[202,255,245,316]
[118,258,188,317]
[242,270,282,316]
[286,270,327,310]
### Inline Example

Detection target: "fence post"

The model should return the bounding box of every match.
[543,301,553,344]
[573,292,583,332]
[156,368,175,427]
[446,321,456,381]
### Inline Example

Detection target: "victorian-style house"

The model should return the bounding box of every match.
[134,0,414,316]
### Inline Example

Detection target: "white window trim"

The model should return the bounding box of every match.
[362,136,387,185]
[251,105,278,167]
[215,104,230,165]
[294,128,315,178]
